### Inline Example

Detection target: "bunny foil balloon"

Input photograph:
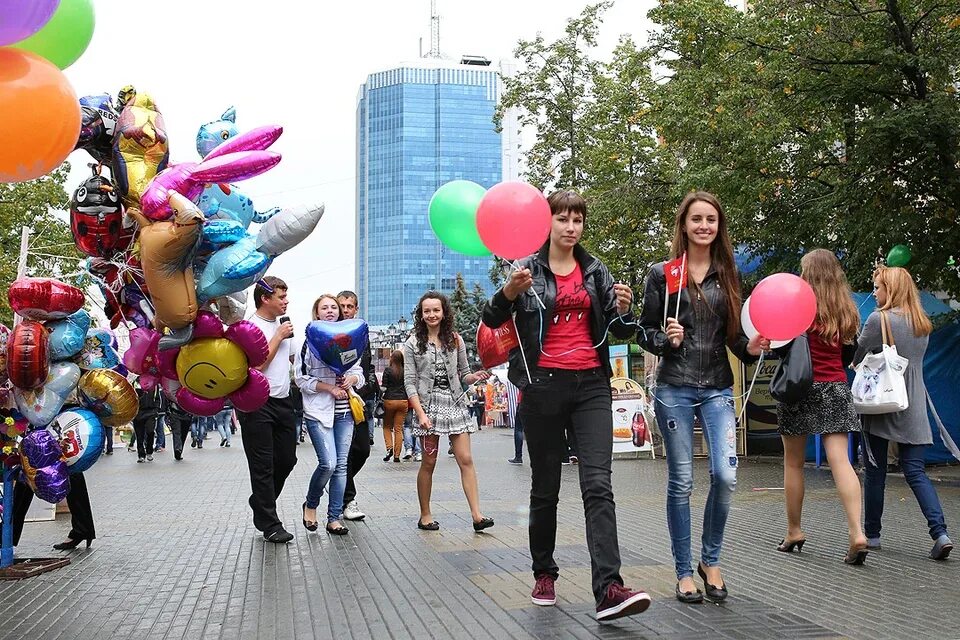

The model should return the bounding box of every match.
[306,319,369,375]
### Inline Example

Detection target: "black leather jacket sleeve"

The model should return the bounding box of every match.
[638,264,675,356]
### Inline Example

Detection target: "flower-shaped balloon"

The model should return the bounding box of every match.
[157,311,269,416]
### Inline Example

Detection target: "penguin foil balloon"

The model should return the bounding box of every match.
[70,165,124,258]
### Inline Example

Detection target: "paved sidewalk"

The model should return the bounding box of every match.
[1,427,957,640]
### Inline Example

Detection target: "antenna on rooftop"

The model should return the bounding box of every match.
[425,0,441,58]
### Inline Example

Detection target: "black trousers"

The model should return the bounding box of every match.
[12,472,96,546]
[238,395,298,533]
[343,419,371,506]
[168,413,191,454]
[133,417,156,458]
[519,367,623,605]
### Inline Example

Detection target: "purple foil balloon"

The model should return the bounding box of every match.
[21,428,63,467]
[33,461,70,504]
[0,0,60,46]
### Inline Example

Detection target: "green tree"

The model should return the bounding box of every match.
[0,164,80,326]
[450,273,481,361]
[495,1,613,188]
[650,0,960,293]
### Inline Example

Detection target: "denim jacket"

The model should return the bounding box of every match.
[402,334,471,401]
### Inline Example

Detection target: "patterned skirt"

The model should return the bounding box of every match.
[412,386,476,437]
[777,381,861,436]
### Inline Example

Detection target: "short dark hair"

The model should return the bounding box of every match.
[336,290,358,304]
[254,276,288,309]
[547,189,588,220]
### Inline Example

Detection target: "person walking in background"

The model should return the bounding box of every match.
[337,290,381,522]
[239,276,298,544]
[381,350,410,463]
[405,291,493,533]
[296,294,365,535]
[775,249,867,564]
[167,401,192,461]
[506,380,524,464]
[483,189,650,621]
[132,382,162,463]
[639,191,767,604]
[402,407,422,461]
[855,266,955,561]
[190,415,209,449]
[215,400,233,448]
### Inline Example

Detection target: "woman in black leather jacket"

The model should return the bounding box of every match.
[639,191,766,604]
[483,190,651,622]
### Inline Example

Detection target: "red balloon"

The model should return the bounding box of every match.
[476,321,520,369]
[8,277,85,321]
[749,273,817,341]
[475,182,552,260]
[7,320,50,391]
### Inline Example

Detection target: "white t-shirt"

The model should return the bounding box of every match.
[249,313,291,399]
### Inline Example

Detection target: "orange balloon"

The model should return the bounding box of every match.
[0,48,80,183]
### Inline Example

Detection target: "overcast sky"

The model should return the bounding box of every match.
[62,0,658,326]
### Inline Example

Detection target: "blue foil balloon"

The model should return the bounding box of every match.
[198,183,280,229]
[47,309,91,361]
[51,408,105,474]
[73,328,122,370]
[196,236,271,302]
[305,319,369,375]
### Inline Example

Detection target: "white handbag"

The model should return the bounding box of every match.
[852,311,909,414]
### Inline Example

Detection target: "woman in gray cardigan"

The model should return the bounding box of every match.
[854,266,953,560]
[403,291,493,532]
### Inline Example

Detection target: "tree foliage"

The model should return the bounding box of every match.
[498,0,960,296]
[0,164,80,326]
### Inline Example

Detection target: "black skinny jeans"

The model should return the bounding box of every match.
[519,367,624,605]
[343,419,371,506]
[133,417,157,458]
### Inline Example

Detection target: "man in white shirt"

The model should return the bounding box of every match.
[240,276,298,543]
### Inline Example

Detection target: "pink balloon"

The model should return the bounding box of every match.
[475,182,552,260]
[194,310,223,338]
[123,327,162,390]
[225,320,269,367]
[231,368,269,412]
[176,387,222,416]
[749,273,817,341]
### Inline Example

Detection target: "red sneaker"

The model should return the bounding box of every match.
[596,582,651,621]
[531,573,557,606]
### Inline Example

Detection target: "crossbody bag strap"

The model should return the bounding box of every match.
[926,389,960,462]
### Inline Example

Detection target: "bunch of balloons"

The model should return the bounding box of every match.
[0,0,96,183]
[3,276,138,501]
[428,180,552,260]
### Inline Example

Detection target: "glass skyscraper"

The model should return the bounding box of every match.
[356,57,519,327]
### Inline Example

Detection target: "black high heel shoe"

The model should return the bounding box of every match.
[697,563,728,602]
[776,537,806,553]
[843,544,868,565]
[53,537,92,550]
[302,502,318,532]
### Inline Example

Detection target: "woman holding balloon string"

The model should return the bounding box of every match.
[482,189,651,622]
[773,250,867,564]
[403,291,493,533]
[638,191,768,604]
[294,294,365,535]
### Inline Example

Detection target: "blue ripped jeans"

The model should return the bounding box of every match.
[653,385,738,580]
[305,412,354,523]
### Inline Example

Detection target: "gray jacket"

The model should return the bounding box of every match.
[853,310,931,445]
[402,334,471,401]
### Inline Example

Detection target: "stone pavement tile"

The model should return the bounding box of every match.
[1,429,958,639]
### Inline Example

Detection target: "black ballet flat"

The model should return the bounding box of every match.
[697,563,728,602]
[472,517,494,532]
[675,582,703,603]
[302,502,318,532]
[53,537,92,550]
[777,537,806,553]
[417,520,440,531]
[325,523,349,536]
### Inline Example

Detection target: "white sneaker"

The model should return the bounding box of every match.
[413,453,422,462]
[343,501,366,521]
[402,448,412,460]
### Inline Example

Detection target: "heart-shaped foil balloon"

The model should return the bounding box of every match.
[305,319,368,375]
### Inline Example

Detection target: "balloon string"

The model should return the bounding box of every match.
[510,260,545,310]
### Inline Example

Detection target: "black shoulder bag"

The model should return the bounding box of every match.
[769,334,813,404]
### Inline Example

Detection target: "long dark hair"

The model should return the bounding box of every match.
[414,290,457,354]
[389,349,403,378]
[670,191,741,340]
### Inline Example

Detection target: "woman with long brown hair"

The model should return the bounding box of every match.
[639,191,767,603]
[403,291,493,532]
[855,266,953,560]
[775,249,867,564]
[380,350,409,462]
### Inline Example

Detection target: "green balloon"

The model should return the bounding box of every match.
[428,180,491,256]
[886,244,912,267]
[13,0,95,70]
